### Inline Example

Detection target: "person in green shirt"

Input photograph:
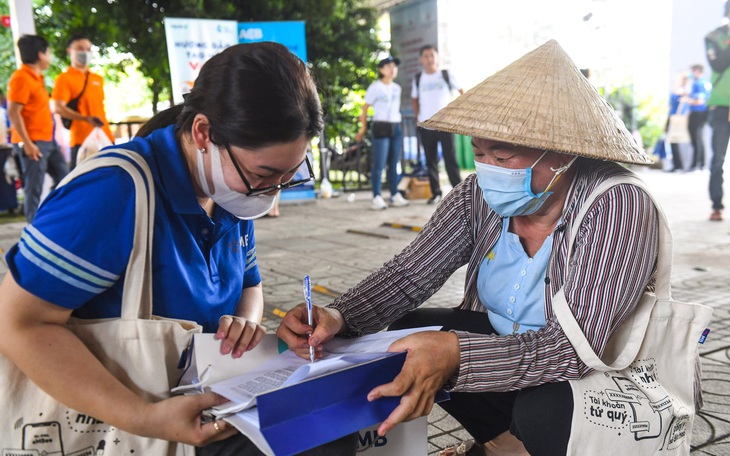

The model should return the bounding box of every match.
[705,1,730,221]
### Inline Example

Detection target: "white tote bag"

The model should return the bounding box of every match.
[552,175,713,455]
[0,150,200,455]
[666,103,691,144]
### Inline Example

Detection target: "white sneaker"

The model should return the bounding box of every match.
[371,195,388,210]
[389,193,409,207]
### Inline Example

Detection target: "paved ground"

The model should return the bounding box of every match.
[1,166,729,455]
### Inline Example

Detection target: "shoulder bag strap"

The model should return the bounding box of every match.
[551,174,673,371]
[54,148,155,320]
[442,69,451,91]
[70,71,90,104]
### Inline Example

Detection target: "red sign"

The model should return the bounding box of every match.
[1,16,10,28]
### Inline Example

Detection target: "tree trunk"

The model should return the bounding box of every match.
[151,87,160,116]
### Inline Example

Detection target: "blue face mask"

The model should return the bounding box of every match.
[474,151,577,217]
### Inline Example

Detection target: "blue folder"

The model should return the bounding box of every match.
[256,351,449,456]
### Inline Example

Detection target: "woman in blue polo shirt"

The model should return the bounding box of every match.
[0,43,356,454]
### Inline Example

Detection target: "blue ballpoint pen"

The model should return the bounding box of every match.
[303,275,315,363]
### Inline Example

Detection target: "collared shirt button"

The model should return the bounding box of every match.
[514,284,520,290]
[509,296,516,303]
[507,308,513,315]
[527,258,533,263]
[521,269,527,276]
[202,228,210,237]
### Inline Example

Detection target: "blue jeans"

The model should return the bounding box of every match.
[14,140,69,223]
[709,106,730,210]
[370,124,403,197]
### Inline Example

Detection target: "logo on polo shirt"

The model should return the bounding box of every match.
[229,234,249,253]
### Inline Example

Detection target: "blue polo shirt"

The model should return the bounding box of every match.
[689,77,710,113]
[476,218,552,335]
[6,125,261,332]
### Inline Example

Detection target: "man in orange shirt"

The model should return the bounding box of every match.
[7,35,68,223]
[52,34,114,170]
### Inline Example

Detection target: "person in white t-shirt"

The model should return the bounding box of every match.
[411,45,465,205]
[356,56,409,210]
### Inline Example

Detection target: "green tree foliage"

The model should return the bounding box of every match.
[0,2,18,92]
[31,0,381,137]
[601,84,664,153]
[225,0,382,142]
[34,0,233,113]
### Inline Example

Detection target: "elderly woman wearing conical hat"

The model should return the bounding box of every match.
[279,41,666,454]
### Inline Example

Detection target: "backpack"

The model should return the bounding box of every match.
[414,69,452,96]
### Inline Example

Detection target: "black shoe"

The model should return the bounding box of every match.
[427,194,442,205]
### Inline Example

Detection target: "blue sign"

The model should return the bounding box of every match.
[238,21,307,62]
[237,21,313,203]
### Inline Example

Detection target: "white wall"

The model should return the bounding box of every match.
[391,0,675,100]
[669,0,723,85]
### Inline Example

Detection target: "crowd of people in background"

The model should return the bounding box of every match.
[356,45,465,211]
[2,34,112,223]
[657,1,730,223]
[664,65,710,173]
[2,24,728,225]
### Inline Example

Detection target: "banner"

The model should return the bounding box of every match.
[163,18,314,202]
[238,21,307,62]
[164,18,238,104]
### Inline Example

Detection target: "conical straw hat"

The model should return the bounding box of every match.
[420,40,652,165]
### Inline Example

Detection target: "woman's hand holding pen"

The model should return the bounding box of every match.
[216,315,266,358]
[277,304,346,360]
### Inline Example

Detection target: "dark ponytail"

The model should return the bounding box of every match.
[137,42,323,148]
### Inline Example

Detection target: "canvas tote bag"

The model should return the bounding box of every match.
[0,149,200,455]
[552,175,713,455]
[666,102,691,144]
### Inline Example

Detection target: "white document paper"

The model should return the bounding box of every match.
[175,326,443,455]
[210,350,393,416]
[224,408,274,455]
[207,326,441,415]
[175,331,282,391]
[323,326,441,354]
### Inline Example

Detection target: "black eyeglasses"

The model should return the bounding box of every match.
[222,143,314,197]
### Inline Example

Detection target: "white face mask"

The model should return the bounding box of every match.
[72,50,93,66]
[196,143,276,220]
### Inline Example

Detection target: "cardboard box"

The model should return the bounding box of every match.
[407,177,432,200]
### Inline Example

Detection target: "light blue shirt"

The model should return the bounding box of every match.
[476,218,553,335]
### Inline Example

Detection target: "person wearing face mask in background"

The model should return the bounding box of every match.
[52,34,114,170]
[0,42,357,455]
[278,40,666,455]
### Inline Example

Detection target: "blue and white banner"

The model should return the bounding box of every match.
[164,18,314,201]
[238,21,307,62]
[164,18,239,104]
